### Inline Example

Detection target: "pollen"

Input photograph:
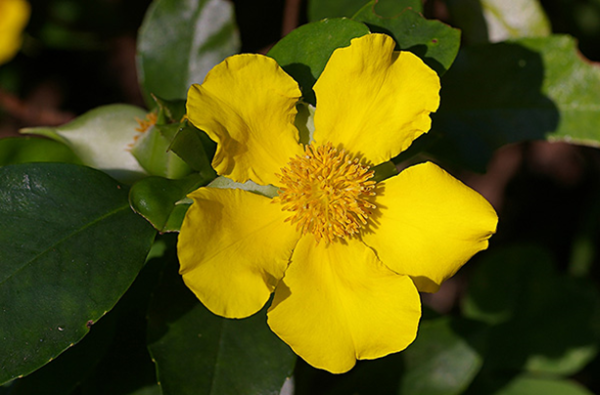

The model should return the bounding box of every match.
[275,142,376,244]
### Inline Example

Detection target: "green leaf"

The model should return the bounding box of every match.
[129,173,214,233]
[399,317,486,395]
[137,0,240,104]
[447,0,550,44]
[20,104,148,183]
[469,375,594,395]
[168,120,216,174]
[308,0,422,22]
[0,312,116,395]
[0,163,156,385]
[268,18,370,105]
[130,123,193,179]
[147,263,296,395]
[0,137,81,166]
[352,5,461,75]
[463,244,600,375]
[78,240,171,395]
[430,35,600,171]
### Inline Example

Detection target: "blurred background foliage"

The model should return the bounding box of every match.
[1,0,600,394]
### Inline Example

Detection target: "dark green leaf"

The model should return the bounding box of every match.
[129,173,214,233]
[78,237,173,395]
[0,137,81,166]
[463,244,600,375]
[147,262,296,395]
[268,18,370,105]
[352,5,461,75]
[430,35,600,171]
[0,163,156,384]
[308,0,422,22]
[1,312,117,395]
[137,0,240,104]
[399,317,486,395]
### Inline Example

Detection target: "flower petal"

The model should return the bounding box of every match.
[178,187,300,318]
[312,34,440,165]
[363,162,498,293]
[0,0,30,65]
[187,54,303,186]
[267,236,420,373]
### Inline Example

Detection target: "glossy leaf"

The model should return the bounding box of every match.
[0,312,116,395]
[268,18,370,105]
[129,173,214,233]
[463,245,600,375]
[353,3,461,75]
[147,263,296,395]
[430,35,600,171]
[0,137,81,166]
[308,0,422,22]
[400,317,486,395]
[20,104,148,183]
[137,0,240,104]
[447,0,550,44]
[0,163,156,384]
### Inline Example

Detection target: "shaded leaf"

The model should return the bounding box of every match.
[469,375,594,395]
[353,3,461,75]
[463,244,600,375]
[21,104,148,183]
[268,18,370,105]
[399,317,486,395]
[147,262,296,395]
[430,35,600,171]
[0,163,156,384]
[137,0,240,104]
[0,312,116,395]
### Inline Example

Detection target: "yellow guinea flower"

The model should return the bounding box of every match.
[0,0,30,65]
[178,33,498,373]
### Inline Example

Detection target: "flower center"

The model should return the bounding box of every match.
[275,142,376,244]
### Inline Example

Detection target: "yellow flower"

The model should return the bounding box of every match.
[0,0,30,65]
[178,33,498,373]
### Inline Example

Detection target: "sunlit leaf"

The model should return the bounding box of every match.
[447,0,550,44]
[137,0,240,104]
[147,263,296,395]
[0,163,156,384]
[268,18,369,105]
[353,2,461,75]
[20,104,148,183]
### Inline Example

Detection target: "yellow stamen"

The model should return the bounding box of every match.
[134,112,158,136]
[274,142,376,244]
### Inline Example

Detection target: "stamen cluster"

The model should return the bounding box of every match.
[275,142,376,244]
